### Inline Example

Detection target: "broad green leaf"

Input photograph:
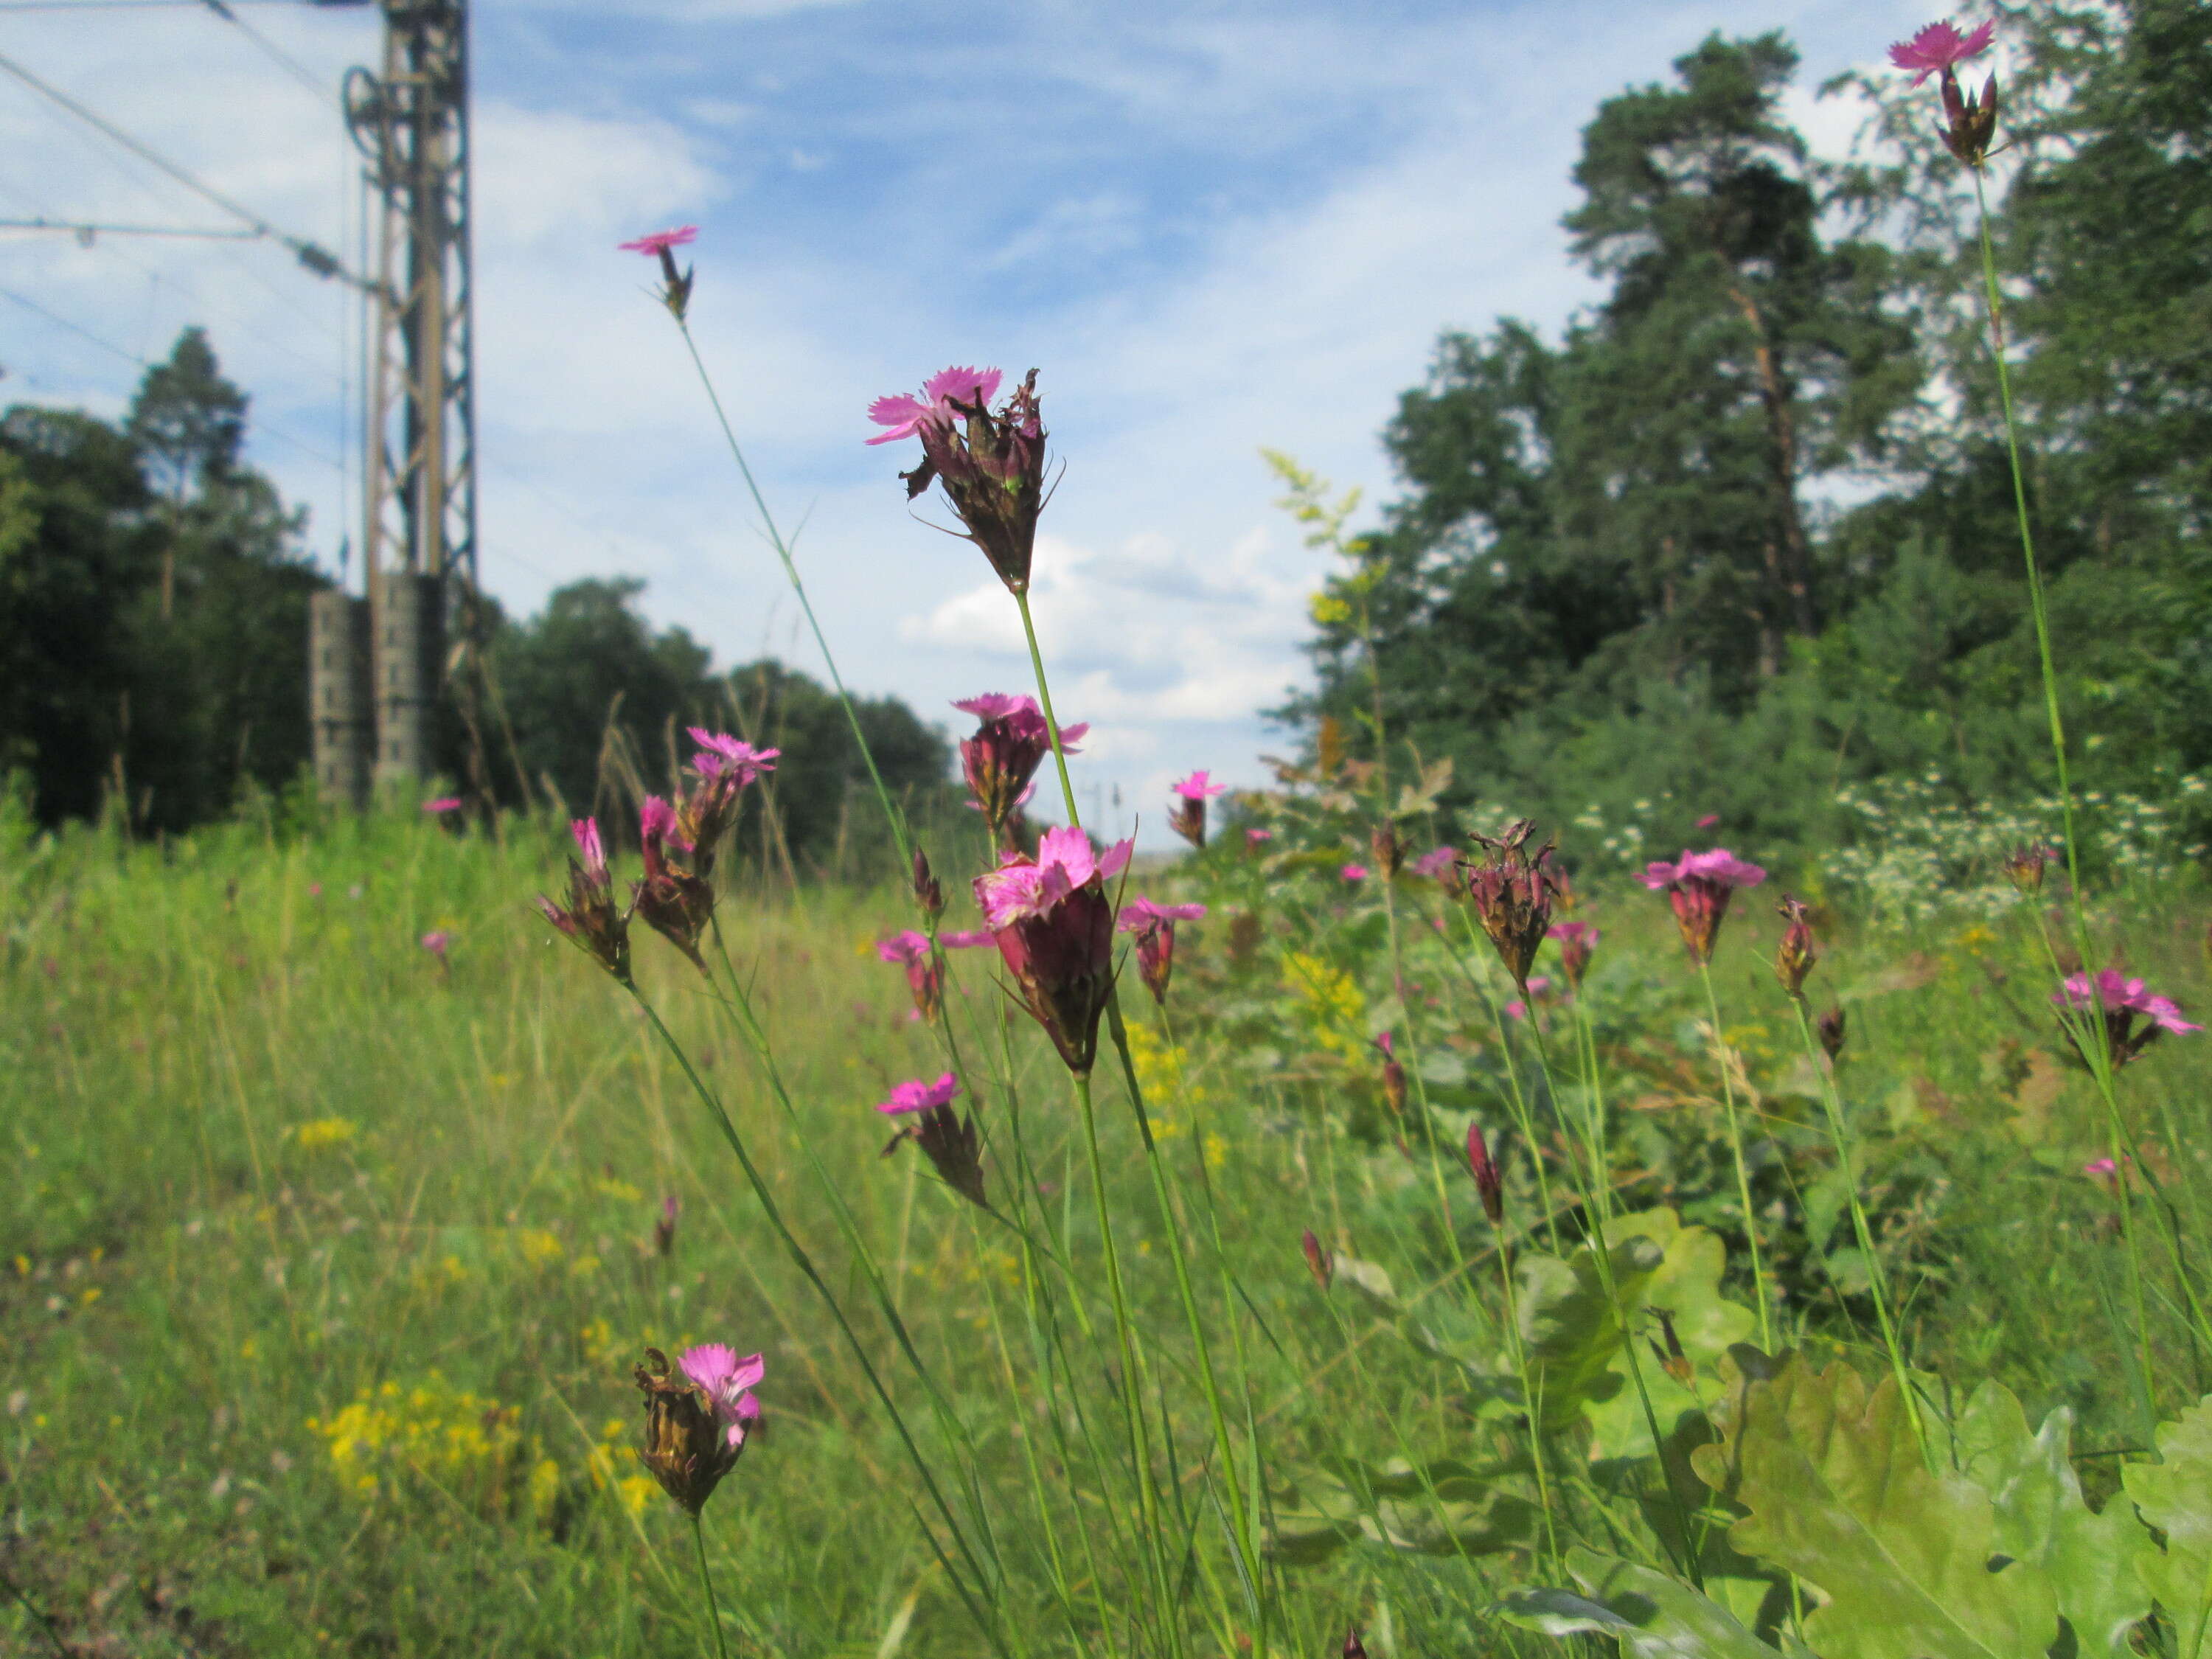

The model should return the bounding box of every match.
[1954,1380,2149,1654]
[1497,1546,1781,1658]
[2122,1394,2212,1659]
[1691,1352,2059,1659]
[1585,1208,1757,1461]
[1517,1232,1664,1435]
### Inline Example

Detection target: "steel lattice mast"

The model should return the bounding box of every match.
[313,0,476,806]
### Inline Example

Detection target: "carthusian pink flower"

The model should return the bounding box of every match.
[1887,18,1994,85]
[1119,895,1206,1005]
[877,1073,987,1209]
[974,825,1133,1074]
[1548,920,1597,991]
[877,929,945,1021]
[675,728,779,877]
[1245,827,1274,849]
[420,929,451,961]
[539,817,631,984]
[633,795,715,973]
[1168,771,1228,848]
[1643,847,1766,966]
[633,1340,760,1514]
[1890,18,2000,165]
[2081,1156,2121,1179]
[422,796,462,815]
[619,225,699,321]
[956,694,1087,850]
[2053,970,2201,1071]
[1409,845,1458,883]
[1340,863,1370,884]
[868,365,1046,594]
[867,366,1001,445]
[1504,975,1555,1022]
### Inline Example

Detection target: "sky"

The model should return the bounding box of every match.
[0,0,1948,844]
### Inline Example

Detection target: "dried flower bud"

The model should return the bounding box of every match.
[653,1194,679,1258]
[1301,1228,1332,1291]
[1774,894,1818,998]
[1369,821,1405,880]
[1374,1033,1407,1119]
[1646,1306,1692,1386]
[1466,1123,1503,1227]
[1816,1004,1846,1063]
[2003,845,2053,896]
[911,846,945,921]
[1461,820,1556,992]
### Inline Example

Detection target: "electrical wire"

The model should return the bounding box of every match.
[0,215,260,240]
[0,49,372,292]
[0,280,346,471]
[196,0,338,109]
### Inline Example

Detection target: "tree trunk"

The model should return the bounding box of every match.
[1726,281,1815,640]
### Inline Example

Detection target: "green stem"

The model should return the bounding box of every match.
[1788,996,1922,1450]
[1965,175,2164,1417]
[673,319,914,869]
[627,988,1008,1659]
[690,1512,731,1659]
[1697,961,1773,1352]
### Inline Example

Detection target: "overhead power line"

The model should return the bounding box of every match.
[0,215,260,240]
[197,0,338,108]
[0,281,346,472]
[0,49,375,293]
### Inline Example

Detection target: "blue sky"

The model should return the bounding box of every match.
[0,0,1944,841]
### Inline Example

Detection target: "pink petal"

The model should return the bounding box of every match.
[922,364,1002,411]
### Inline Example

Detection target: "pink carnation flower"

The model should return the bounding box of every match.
[1172,771,1228,801]
[2081,1156,2121,1178]
[1245,828,1273,847]
[1888,18,1995,86]
[572,816,610,881]
[1119,896,1206,930]
[877,930,932,966]
[878,1073,961,1116]
[687,728,780,783]
[1643,847,1766,964]
[866,365,1003,445]
[975,826,1133,929]
[678,1343,764,1448]
[619,226,699,256]
[420,929,451,959]
[422,796,462,815]
[1340,863,1369,883]
[1409,846,1458,880]
[2053,970,2200,1070]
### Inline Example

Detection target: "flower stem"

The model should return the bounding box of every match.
[1788,996,1922,1450]
[1697,961,1773,1352]
[672,318,915,868]
[690,1512,731,1659]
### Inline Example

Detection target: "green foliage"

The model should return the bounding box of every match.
[2121,1396,2212,1655]
[1693,1355,2061,1659]
[1499,1547,1781,1659]
[1281,0,2212,870]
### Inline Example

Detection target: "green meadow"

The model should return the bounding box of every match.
[5,798,2206,1658]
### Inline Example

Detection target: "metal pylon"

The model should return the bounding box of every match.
[345,0,475,792]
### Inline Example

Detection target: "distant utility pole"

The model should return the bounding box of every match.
[312,0,476,809]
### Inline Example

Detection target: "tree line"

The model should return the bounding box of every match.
[1285,0,2211,858]
[0,327,953,867]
